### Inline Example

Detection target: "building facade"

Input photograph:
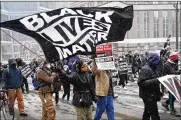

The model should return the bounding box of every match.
[69,1,181,56]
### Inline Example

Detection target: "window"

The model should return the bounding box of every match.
[153,1,158,4]
[1,30,11,41]
[1,14,9,22]
[163,11,168,37]
[14,45,19,53]
[144,11,149,38]
[172,11,176,37]
[153,11,159,38]
[6,2,38,12]
[137,12,140,38]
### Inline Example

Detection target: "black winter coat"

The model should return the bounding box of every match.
[138,64,161,102]
[164,60,181,75]
[66,71,96,107]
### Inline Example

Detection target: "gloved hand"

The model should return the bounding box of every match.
[91,54,96,59]
[93,96,98,103]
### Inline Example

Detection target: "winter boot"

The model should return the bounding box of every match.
[170,109,180,117]
[161,102,169,111]
[9,108,14,115]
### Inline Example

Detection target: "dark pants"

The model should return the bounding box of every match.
[21,77,29,93]
[142,99,160,120]
[118,74,127,87]
[94,96,114,120]
[54,91,59,105]
[62,84,70,101]
[165,92,176,111]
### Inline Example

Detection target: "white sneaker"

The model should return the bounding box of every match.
[123,87,127,90]
[126,83,131,86]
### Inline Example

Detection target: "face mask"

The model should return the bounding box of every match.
[12,63,16,67]
[173,59,179,64]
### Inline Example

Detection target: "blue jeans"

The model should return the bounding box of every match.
[94,96,114,120]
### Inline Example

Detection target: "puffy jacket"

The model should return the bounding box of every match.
[66,71,96,107]
[2,59,22,89]
[164,59,181,75]
[138,64,161,101]
[91,60,109,96]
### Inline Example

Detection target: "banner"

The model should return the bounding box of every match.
[0,6,133,63]
[158,75,181,102]
[21,64,32,79]
[95,43,116,70]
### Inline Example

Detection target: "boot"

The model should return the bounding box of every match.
[9,108,14,115]
[170,109,180,117]
[26,89,29,94]
[20,112,28,116]
[161,102,169,111]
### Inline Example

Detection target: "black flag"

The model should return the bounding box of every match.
[0,6,133,63]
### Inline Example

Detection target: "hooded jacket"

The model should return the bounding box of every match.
[2,59,22,89]
[65,71,96,107]
[164,59,181,75]
[138,64,161,101]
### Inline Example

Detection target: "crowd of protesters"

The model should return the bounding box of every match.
[0,36,181,120]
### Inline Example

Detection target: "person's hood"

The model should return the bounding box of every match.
[167,59,175,64]
[8,59,16,68]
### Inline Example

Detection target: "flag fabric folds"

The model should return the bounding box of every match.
[0,6,133,63]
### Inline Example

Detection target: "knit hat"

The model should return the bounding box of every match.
[169,52,179,60]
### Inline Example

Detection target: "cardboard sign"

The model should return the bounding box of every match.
[158,75,181,103]
[95,44,116,70]
[21,64,32,79]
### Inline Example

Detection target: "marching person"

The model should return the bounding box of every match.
[161,52,181,117]
[36,60,56,120]
[16,58,29,94]
[91,58,115,120]
[63,60,97,120]
[138,53,162,120]
[2,58,28,116]
[61,65,71,102]
[118,56,128,89]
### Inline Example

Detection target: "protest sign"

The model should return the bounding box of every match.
[21,64,32,79]
[95,43,116,70]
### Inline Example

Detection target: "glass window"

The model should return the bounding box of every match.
[172,11,176,37]
[153,11,159,38]
[14,45,19,53]
[163,11,168,37]
[1,14,9,22]
[144,11,149,38]
[1,30,11,41]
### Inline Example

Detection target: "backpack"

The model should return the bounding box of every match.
[2,68,22,89]
[31,69,41,91]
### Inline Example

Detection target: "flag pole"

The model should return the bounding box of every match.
[1,29,45,61]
